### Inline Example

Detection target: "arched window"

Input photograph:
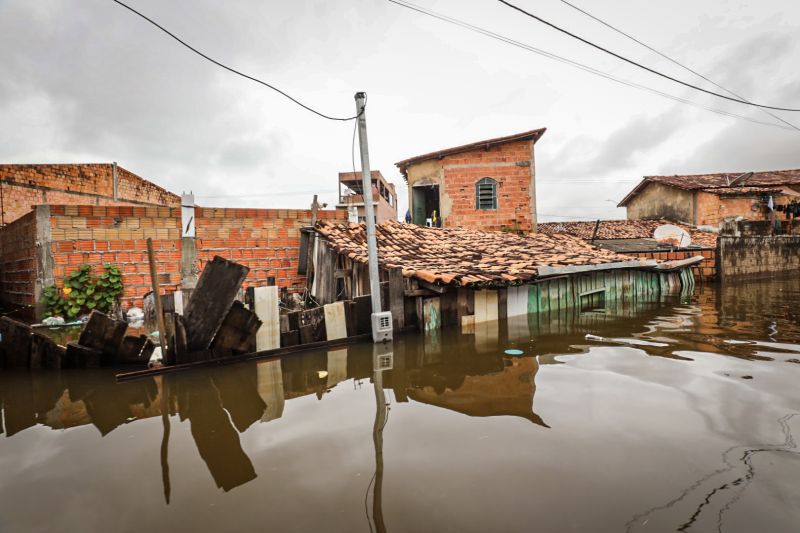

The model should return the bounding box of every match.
[475,177,497,210]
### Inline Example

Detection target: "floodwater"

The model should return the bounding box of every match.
[1,279,800,533]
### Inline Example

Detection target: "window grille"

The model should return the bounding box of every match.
[476,178,497,210]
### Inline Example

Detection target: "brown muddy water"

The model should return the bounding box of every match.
[2,278,800,533]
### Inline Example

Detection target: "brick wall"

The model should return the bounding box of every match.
[441,140,535,232]
[0,211,38,308]
[49,205,183,308]
[37,204,347,311]
[718,235,800,279]
[628,248,717,280]
[195,207,344,293]
[0,164,179,225]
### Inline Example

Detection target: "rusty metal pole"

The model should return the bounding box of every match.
[147,237,168,356]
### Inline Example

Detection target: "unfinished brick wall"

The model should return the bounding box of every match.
[0,211,39,308]
[195,207,346,292]
[49,205,183,308]
[441,139,535,232]
[695,192,790,226]
[628,249,717,280]
[0,164,179,225]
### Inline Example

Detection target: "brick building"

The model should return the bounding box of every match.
[618,169,800,227]
[0,163,179,226]
[395,128,546,232]
[336,170,397,224]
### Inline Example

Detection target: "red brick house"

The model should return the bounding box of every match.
[395,128,546,232]
[618,169,800,227]
[0,163,179,226]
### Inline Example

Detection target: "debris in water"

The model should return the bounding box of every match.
[318,370,329,379]
[741,375,753,380]
[504,349,524,356]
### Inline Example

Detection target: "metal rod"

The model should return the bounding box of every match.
[147,237,168,356]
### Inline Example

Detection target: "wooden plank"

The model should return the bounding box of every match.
[388,268,406,330]
[498,288,508,321]
[65,342,101,368]
[344,300,358,337]
[506,286,524,318]
[302,307,327,342]
[461,314,475,334]
[299,324,315,345]
[353,295,372,335]
[415,296,424,332]
[324,301,347,341]
[527,284,540,315]
[536,259,656,277]
[1,318,32,369]
[183,256,249,352]
[169,313,188,364]
[30,331,63,370]
[422,297,441,331]
[117,335,149,365]
[117,332,372,382]
[211,301,262,355]
[280,330,300,347]
[439,290,459,328]
[79,310,128,365]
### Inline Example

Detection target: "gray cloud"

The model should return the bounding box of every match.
[0,0,798,220]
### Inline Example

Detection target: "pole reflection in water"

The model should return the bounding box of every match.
[369,344,392,533]
[159,375,170,504]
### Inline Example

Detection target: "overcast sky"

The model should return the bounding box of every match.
[1,0,799,221]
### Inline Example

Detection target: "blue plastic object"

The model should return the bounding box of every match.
[504,349,524,356]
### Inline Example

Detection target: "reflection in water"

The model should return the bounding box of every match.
[1,278,800,531]
[625,413,800,533]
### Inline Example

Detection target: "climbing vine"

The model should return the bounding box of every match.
[42,264,124,319]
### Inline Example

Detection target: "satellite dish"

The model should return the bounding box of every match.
[653,224,692,247]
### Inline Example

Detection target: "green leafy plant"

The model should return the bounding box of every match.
[42,264,124,319]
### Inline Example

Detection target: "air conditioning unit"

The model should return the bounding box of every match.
[371,311,393,343]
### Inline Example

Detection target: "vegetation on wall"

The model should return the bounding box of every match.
[42,264,124,319]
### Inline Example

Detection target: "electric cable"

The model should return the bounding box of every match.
[498,0,800,112]
[386,0,798,132]
[109,0,361,121]
[557,0,800,131]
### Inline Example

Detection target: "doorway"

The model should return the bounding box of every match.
[412,185,440,226]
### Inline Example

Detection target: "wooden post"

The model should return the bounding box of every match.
[147,238,168,356]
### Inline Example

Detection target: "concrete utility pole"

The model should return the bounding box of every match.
[355,92,392,342]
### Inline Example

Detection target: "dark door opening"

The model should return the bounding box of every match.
[412,185,440,226]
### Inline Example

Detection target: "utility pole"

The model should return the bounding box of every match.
[355,92,392,343]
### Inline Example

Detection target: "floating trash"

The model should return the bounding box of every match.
[504,349,524,356]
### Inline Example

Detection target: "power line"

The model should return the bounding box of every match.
[557,0,800,131]
[498,0,800,112]
[109,0,360,121]
[386,0,798,132]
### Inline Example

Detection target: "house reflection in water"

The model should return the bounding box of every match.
[0,330,548,497]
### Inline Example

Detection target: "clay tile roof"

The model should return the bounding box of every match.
[314,220,636,287]
[537,219,718,247]
[395,127,546,175]
[618,169,800,206]
[699,186,783,195]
